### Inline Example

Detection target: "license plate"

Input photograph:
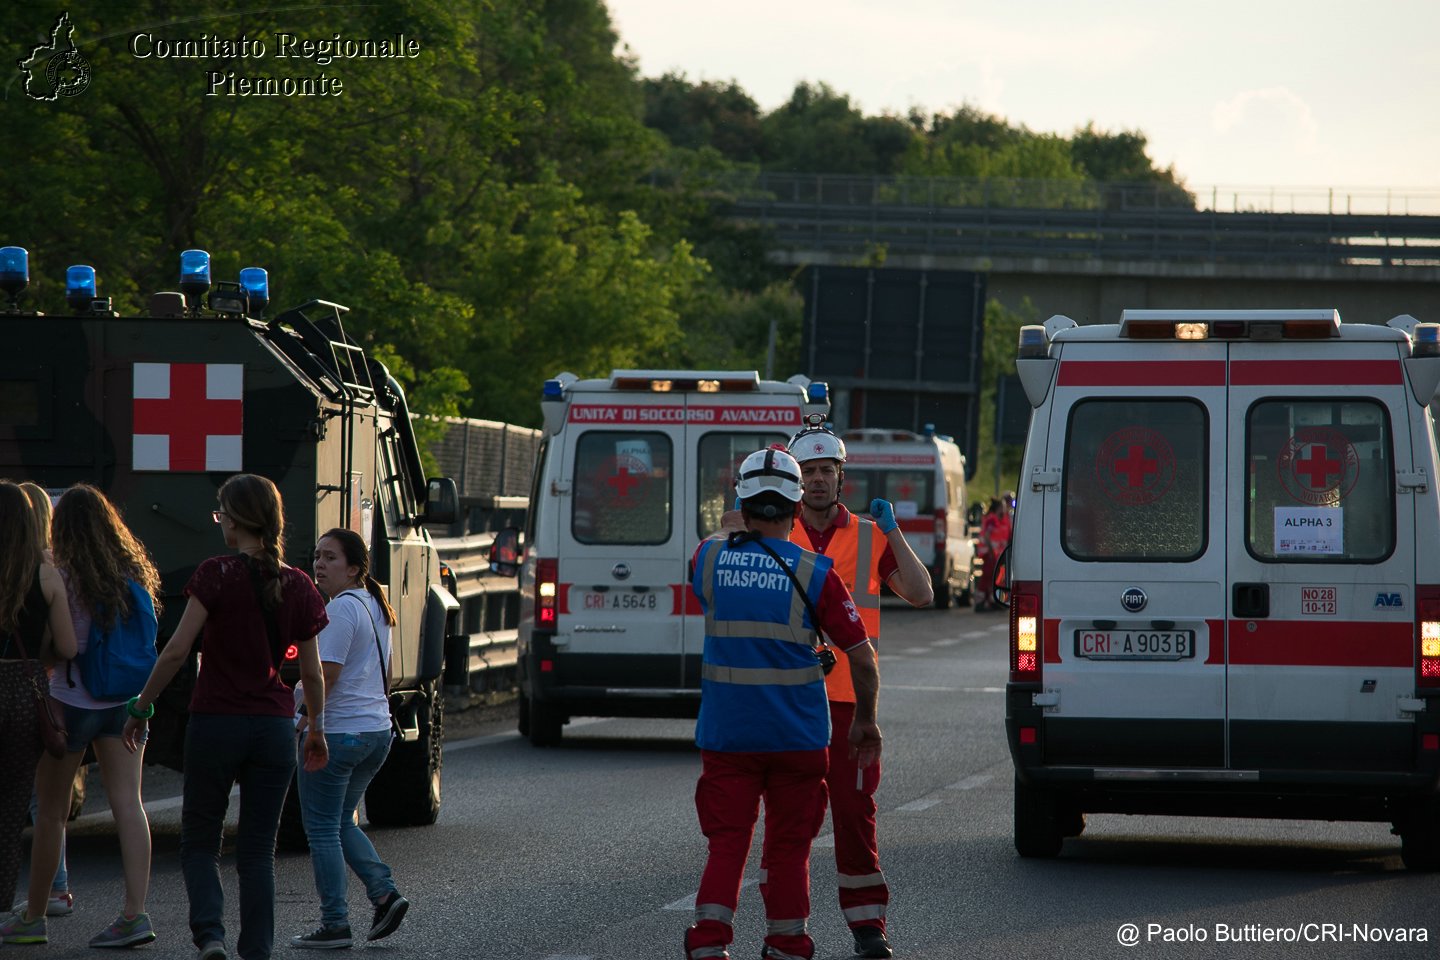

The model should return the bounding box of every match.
[1073,630,1195,660]
[577,590,660,612]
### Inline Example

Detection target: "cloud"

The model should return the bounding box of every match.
[1211,87,1319,154]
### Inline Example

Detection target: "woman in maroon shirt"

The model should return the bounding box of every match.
[123,474,328,960]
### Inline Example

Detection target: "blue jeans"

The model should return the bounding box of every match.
[297,730,396,928]
[181,714,296,960]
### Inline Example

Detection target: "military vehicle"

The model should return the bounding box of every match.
[0,245,460,828]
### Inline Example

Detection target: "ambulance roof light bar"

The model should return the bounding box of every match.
[1119,309,1340,342]
[239,267,269,316]
[179,249,211,313]
[610,369,760,392]
[66,265,96,311]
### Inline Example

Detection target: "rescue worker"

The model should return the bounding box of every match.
[687,448,882,960]
[786,425,932,959]
[976,496,1013,612]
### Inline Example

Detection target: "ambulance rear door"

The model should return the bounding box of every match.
[1039,339,1228,769]
[1225,335,1417,773]
[556,391,688,691]
[680,393,797,685]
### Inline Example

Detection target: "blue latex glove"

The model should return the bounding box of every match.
[870,498,898,534]
[733,496,742,510]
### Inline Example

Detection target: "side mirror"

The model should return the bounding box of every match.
[489,526,522,577]
[966,502,984,530]
[423,477,459,525]
[992,545,1011,609]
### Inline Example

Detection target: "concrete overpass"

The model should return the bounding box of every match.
[732,174,1440,324]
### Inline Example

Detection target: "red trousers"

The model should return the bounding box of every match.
[690,749,828,960]
[825,700,889,931]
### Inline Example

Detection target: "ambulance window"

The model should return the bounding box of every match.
[1062,400,1207,561]
[696,433,786,538]
[572,432,672,545]
[525,439,548,542]
[1245,399,1392,562]
[376,431,403,538]
[880,472,932,517]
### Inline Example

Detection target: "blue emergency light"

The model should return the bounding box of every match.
[66,265,96,311]
[179,249,211,302]
[806,381,829,404]
[542,379,565,399]
[0,246,29,300]
[239,266,269,315]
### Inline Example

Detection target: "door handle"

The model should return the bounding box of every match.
[1233,582,1269,619]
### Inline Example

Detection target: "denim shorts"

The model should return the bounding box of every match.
[60,701,128,752]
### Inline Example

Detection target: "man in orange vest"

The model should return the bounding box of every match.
[785,425,933,959]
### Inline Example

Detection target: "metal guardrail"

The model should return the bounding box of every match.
[433,532,521,694]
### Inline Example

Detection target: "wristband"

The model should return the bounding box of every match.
[127,697,155,720]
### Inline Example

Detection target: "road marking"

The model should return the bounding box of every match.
[902,646,930,655]
[885,685,1004,693]
[947,774,993,791]
[664,879,758,911]
[896,798,943,812]
[446,717,609,753]
[931,638,961,646]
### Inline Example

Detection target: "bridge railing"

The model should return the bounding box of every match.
[719,173,1440,267]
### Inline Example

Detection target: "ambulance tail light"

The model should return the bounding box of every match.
[536,558,559,631]
[283,644,299,661]
[1417,585,1440,688]
[934,508,947,546]
[1010,581,1041,683]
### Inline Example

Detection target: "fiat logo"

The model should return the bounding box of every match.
[1121,587,1147,613]
[611,562,631,581]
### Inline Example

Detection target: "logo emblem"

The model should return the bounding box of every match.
[1095,426,1176,505]
[1277,428,1359,507]
[1121,587,1147,613]
[611,562,631,581]
[19,13,92,101]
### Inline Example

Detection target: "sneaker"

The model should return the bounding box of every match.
[199,941,228,960]
[9,891,72,918]
[290,925,353,949]
[852,924,893,959]
[90,913,157,948]
[0,910,48,944]
[367,893,408,942]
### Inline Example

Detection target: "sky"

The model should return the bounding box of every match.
[604,0,1440,210]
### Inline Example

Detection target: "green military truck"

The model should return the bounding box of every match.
[0,246,460,829]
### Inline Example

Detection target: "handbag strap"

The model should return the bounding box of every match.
[338,590,389,699]
[243,557,285,668]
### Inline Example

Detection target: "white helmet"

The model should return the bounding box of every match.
[735,448,803,503]
[788,427,846,465]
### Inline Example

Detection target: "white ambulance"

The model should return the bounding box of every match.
[839,427,976,608]
[1004,309,1440,868]
[512,369,828,745]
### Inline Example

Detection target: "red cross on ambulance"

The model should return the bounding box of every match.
[132,362,243,472]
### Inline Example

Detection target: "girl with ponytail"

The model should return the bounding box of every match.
[289,528,408,948]
[122,473,329,960]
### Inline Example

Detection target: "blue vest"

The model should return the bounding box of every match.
[691,535,832,752]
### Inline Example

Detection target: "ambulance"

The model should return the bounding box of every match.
[839,427,976,608]
[1004,309,1440,868]
[509,369,828,745]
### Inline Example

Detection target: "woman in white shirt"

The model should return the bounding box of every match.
[290,529,409,949]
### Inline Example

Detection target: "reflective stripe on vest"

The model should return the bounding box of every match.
[702,662,826,686]
[702,540,820,649]
[792,514,884,703]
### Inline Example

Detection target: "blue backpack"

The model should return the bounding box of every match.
[73,579,158,701]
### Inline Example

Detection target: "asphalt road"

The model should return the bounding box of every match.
[27,603,1440,959]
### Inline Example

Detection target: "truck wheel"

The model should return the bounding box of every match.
[517,691,532,737]
[277,773,308,852]
[1014,777,1064,858]
[529,695,564,747]
[366,683,444,827]
[1398,803,1440,870]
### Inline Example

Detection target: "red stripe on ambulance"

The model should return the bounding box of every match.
[1227,620,1412,667]
[1057,360,1225,387]
[1229,360,1402,386]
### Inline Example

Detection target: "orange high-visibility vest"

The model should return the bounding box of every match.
[791,515,882,703]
